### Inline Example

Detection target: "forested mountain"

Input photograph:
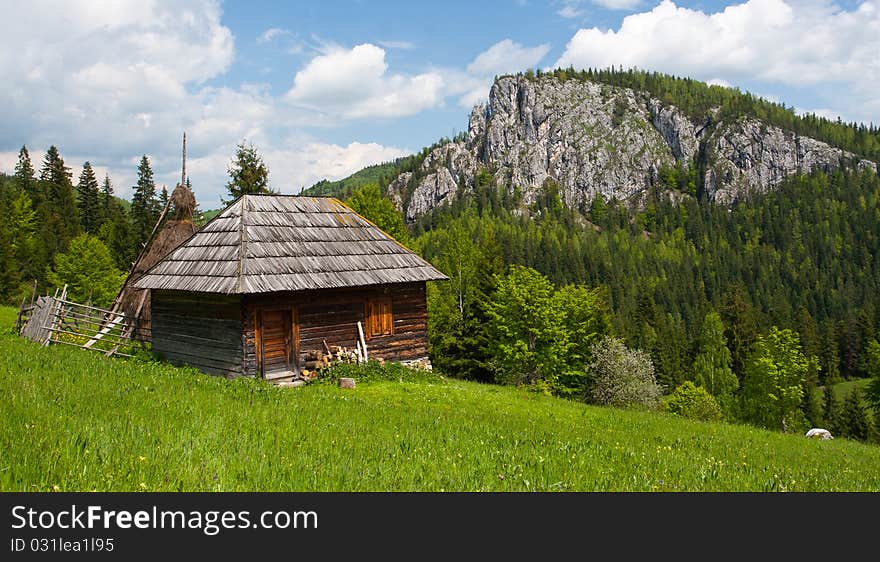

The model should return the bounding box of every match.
[314,69,880,440]
[3,68,879,440]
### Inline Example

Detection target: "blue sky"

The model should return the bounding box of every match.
[2,0,878,208]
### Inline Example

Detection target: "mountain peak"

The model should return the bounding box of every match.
[385,71,877,221]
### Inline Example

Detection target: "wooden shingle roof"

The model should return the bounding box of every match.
[133,195,448,294]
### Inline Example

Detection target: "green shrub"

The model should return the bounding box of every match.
[586,335,662,409]
[666,381,723,422]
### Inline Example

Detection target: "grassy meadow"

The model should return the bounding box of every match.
[1,305,879,492]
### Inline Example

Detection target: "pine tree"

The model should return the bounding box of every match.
[820,321,841,384]
[838,388,869,441]
[76,162,100,234]
[38,145,81,260]
[96,178,134,273]
[14,145,37,203]
[823,386,838,433]
[159,185,169,210]
[130,155,160,249]
[100,174,114,219]
[720,283,759,379]
[223,140,272,203]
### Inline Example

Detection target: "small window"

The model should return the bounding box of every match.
[366,297,393,338]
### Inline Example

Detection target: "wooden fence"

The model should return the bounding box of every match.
[17,293,144,358]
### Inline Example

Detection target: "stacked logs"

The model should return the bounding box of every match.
[300,344,378,379]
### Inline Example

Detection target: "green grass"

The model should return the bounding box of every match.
[822,378,871,401]
[2,305,879,491]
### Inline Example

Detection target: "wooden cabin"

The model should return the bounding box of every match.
[133,195,448,380]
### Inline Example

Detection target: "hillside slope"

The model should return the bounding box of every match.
[2,306,879,492]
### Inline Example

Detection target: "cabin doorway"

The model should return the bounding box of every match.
[259,307,298,380]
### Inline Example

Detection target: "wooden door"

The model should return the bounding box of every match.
[259,307,296,379]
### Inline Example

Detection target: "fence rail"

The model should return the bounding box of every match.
[18,292,145,358]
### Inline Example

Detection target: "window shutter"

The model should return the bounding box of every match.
[366,297,393,338]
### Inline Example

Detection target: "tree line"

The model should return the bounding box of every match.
[0,139,271,308]
[402,163,880,442]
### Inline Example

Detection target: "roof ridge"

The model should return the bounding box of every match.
[237,196,248,292]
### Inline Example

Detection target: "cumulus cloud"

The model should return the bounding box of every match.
[285,44,445,119]
[457,39,551,107]
[553,0,880,122]
[267,141,410,193]
[0,2,412,207]
[0,0,237,192]
[466,39,551,77]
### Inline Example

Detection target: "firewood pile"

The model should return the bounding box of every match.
[299,344,382,380]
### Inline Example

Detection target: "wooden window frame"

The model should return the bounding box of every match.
[365,297,393,339]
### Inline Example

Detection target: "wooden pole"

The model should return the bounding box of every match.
[181,131,187,187]
[357,321,368,362]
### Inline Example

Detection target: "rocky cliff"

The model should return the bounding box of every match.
[389,75,876,221]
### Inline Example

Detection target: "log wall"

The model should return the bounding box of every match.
[242,282,429,377]
[151,290,244,378]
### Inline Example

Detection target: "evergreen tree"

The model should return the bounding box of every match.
[38,145,80,260]
[426,218,501,382]
[14,145,37,202]
[820,321,841,384]
[865,339,880,416]
[837,388,870,441]
[76,162,100,234]
[823,386,839,434]
[720,283,759,379]
[0,178,23,301]
[100,174,114,220]
[223,140,271,203]
[8,187,39,291]
[95,173,134,270]
[130,155,160,249]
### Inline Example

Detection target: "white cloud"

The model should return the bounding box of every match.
[378,40,416,50]
[285,44,445,119]
[554,0,880,123]
[458,39,551,107]
[558,0,641,18]
[257,27,290,44]
[267,141,410,194]
[593,0,641,9]
[558,4,584,18]
[0,0,235,181]
[466,39,550,77]
[707,78,733,88]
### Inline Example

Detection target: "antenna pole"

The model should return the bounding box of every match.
[181,131,187,186]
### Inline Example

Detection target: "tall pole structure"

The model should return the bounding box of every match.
[181,131,187,187]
